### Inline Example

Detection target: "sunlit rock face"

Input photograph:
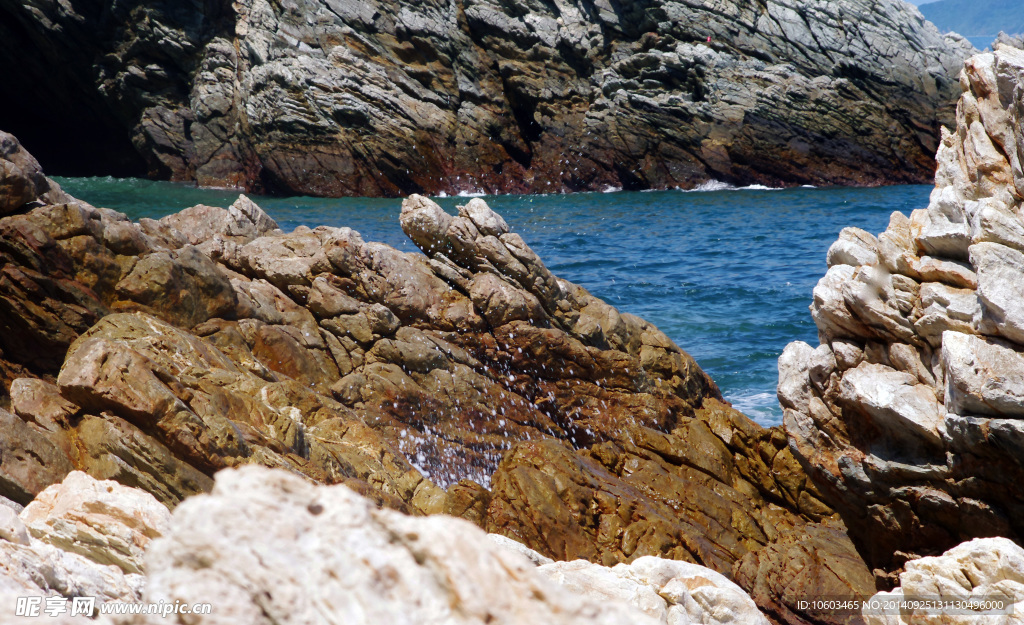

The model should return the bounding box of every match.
[863,537,1024,625]
[0,0,971,195]
[0,129,873,624]
[133,465,768,625]
[779,45,1024,585]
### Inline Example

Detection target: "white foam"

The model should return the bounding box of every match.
[723,391,781,426]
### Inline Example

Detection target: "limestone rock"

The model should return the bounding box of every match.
[138,465,659,625]
[0,505,29,546]
[0,538,142,604]
[779,46,1024,580]
[863,538,1024,625]
[539,557,770,625]
[20,471,171,574]
[941,331,1024,418]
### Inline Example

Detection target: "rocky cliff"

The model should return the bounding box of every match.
[779,44,1024,586]
[0,0,972,195]
[0,129,871,624]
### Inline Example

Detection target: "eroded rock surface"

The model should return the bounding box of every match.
[138,465,661,625]
[0,132,870,624]
[864,537,1024,625]
[779,45,1024,584]
[0,0,972,195]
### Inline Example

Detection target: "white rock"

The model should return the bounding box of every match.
[0,506,29,546]
[826,227,879,267]
[0,538,142,602]
[810,265,871,341]
[138,465,662,625]
[777,342,814,410]
[839,363,944,447]
[863,537,1024,625]
[942,331,1024,417]
[971,242,1024,344]
[487,534,554,566]
[20,471,171,575]
[917,188,971,259]
[538,557,770,625]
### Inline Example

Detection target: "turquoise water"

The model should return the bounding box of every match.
[54,176,933,426]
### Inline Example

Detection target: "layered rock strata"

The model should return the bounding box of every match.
[779,45,1024,584]
[0,0,972,195]
[0,130,870,624]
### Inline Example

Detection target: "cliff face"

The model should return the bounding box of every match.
[779,45,1024,585]
[0,0,972,195]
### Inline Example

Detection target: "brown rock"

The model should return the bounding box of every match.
[0,408,73,504]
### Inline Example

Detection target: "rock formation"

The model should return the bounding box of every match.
[864,537,1024,625]
[0,465,779,625]
[0,472,151,609]
[135,464,767,625]
[0,0,972,195]
[0,129,872,624]
[778,44,1024,585]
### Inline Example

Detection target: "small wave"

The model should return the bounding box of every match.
[602,185,622,193]
[456,190,487,198]
[723,391,781,426]
[683,180,735,192]
[681,181,788,193]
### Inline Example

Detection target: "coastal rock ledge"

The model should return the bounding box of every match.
[0,0,972,194]
[0,129,871,624]
[780,44,1024,585]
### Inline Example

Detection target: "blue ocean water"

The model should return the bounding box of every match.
[54,177,933,426]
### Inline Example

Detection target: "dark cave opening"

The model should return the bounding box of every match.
[0,4,146,179]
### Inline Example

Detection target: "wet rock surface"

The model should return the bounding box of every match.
[0,0,971,195]
[779,45,1024,585]
[0,131,872,624]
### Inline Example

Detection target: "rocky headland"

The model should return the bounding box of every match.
[0,128,872,624]
[0,0,972,195]
[5,31,1024,625]
[779,43,1024,587]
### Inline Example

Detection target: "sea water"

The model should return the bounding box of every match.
[54,176,933,426]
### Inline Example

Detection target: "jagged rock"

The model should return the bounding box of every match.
[941,331,1024,418]
[0,132,866,624]
[864,537,1024,625]
[138,465,660,625]
[539,557,769,625]
[0,409,72,505]
[20,471,171,575]
[0,538,142,604]
[0,132,69,215]
[779,46,1024,582]
[0,0,971,196]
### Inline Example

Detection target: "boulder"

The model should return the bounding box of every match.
[863,538,1024,625]
[139,465,659,625]
[0,409,72,505]
[20,471,171,574]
